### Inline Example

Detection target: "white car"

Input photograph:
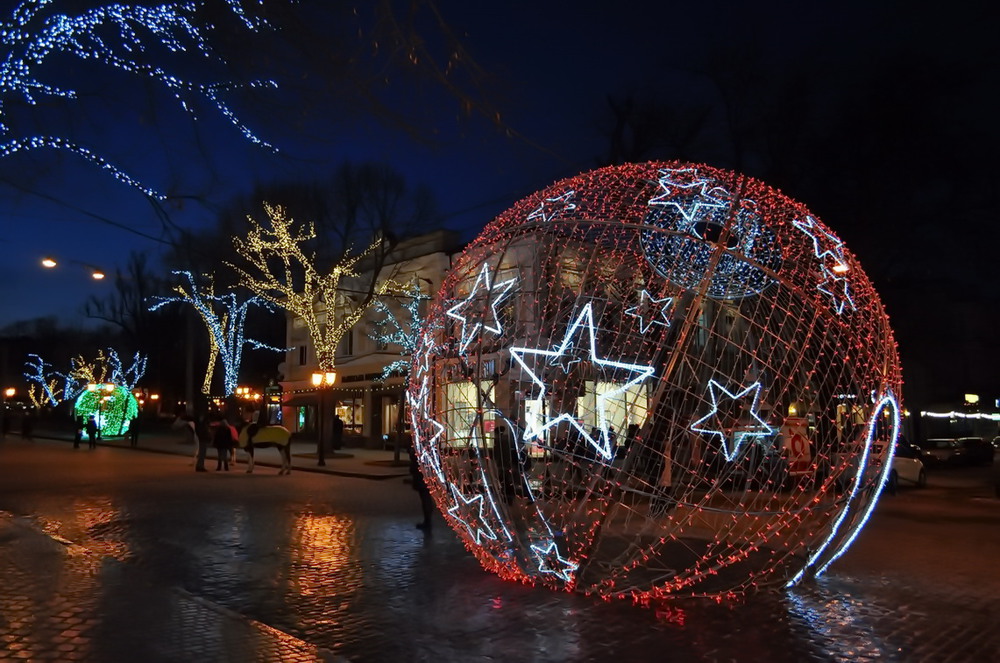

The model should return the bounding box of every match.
[885,441,927,493]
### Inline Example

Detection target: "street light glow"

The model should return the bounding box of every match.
[41,257,57,268]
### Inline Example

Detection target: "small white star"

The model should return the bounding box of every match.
[446,263,516,354]
[793,215,848,271]
[690,380,776,461]
[526,190,577,223]
[817,265,856,315]
[447,484,497,545]
[625,289,674,333]
[530,540,578,583]
[408,376,445,482]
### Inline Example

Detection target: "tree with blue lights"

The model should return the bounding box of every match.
[148,270,284,396]
[368,280,429,381]
[0,0,274,197]
[23,348,147,408]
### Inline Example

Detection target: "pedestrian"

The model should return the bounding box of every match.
[332,412,344,451]
[408,437,434,531]
[85,415,98,449]
[128,416,140,448]
[213,417,235,471]
[73,415,84,449]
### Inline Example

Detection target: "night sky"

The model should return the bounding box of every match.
[1,0,996,406]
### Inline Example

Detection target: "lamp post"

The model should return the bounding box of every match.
[87,382,115,438]
[311,370,336,466]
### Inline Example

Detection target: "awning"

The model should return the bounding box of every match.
[283,394,319,407]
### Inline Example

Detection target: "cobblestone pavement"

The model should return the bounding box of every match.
[2,437,999,662]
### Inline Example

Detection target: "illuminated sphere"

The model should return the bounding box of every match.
[409,162,902,600]
[74,386,139,437]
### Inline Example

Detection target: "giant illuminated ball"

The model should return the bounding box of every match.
[409,162,902,600]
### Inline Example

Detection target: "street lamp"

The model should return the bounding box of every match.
[1,387,13,439]
[41,256,106,280]
[87,382,115,438]
[311,370,337,466]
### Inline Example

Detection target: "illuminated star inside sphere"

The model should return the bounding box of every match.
[510,302,655,459]
[625,290,674,333]
[690,380,776,461]
[447,485,497,544]
[446,263,516,353]
[530,541,579,583]
[526,190,577,223]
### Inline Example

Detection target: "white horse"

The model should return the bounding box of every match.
[238,424,293,474]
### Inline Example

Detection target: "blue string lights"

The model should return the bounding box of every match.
[1,0,275,197]
[409,161,903,601]
[148,270,285,396]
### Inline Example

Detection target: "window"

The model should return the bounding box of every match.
[335,397,364,435]
[340,329,354,356]
[298,345,307,366]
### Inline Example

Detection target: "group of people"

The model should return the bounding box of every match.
[175,413,240,472]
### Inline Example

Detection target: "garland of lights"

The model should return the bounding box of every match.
[148,271,287,395]
[0,0,274,197]
[24,349,146,422]
[408,161,902,601]
[228,203,398,371]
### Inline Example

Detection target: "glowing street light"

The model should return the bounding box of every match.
[41,256,106,280]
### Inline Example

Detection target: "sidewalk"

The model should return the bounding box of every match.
[18,427,410,480]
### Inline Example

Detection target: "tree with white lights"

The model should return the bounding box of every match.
[148,271,284,396]
[229,203,399,372]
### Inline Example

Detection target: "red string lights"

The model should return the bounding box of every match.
[409,161,902,600]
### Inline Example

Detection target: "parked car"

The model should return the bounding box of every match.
[957,437,994,465]
[917,438,965,466]
[885,442,926,494]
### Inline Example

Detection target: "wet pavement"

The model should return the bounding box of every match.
[2,433,1000,662]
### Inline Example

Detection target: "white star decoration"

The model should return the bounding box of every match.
[526,189,577,223]
[793,215,848,270]
[649,167,729,230]
[817,266,857,315]
[530,541,578,583]
[407,376,445,482]
[446,264,516,354]
[510,302,655,460]
[447,484,497,544]
[690,380,776,461]
[625,290,674,333]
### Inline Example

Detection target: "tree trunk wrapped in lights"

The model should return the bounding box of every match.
[409,161,903,601]
[148,271,286,396]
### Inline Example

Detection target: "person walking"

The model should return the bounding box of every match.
[85,415,98,449]
[408,437,434,531]
[128,416,140,448]
[213,417,236,471]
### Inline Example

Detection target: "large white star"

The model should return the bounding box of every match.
[510,302,655,460]
[446,263,516,354]
[526,189,577,223]
[447,484,497,545]
[690,379,776,462]
[624,289,674,333]
[648,167,729,230]
[530,540,578,583]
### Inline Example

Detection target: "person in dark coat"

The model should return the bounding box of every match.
[128,416,140,448]
[332,413,345,451]
[73,415,85,449]
[85,415,98,449]
[213,418,236,471]
[408,438,434,531]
